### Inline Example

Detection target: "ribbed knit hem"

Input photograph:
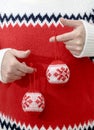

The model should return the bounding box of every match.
[76,20,94,58]
[0,48,11,83]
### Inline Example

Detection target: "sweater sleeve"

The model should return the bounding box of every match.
[75,20,94,58]
[0,48,11,83]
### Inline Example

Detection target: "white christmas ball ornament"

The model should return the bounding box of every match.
[22,92,45,112]
[46,60,70,84]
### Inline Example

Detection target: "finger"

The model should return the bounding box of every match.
[65,39,83,47]
[49,31,74,42]
[11,49,31,58]
[64,39,79,46]
[65,45,76,51]
[60,18,81,28]
[69,50,80,56]
[65,44,82,54]
[8,75,22,80]
[14,70,26,77]
[17,62,34,74]
[8,77,22,83]
[56,32,74,42]
[2,75,22,83]
[4,70,26,77]
[64,40,74,46]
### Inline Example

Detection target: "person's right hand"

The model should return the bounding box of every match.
[1,49,34,83]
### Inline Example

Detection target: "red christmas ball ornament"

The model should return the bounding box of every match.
[46,60,70,84]
[22,92,45,112]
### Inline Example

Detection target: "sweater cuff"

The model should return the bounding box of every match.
[0,48,11,83]
[76,20,94,58]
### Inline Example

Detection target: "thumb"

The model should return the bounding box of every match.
[11,49,31,58]
[60,18,80,28]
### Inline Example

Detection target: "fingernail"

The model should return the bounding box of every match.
[31,68,37,73]
[26,50,31,54]
[49,39,52,42]
[49,37,54,42]
[34,68,37,72]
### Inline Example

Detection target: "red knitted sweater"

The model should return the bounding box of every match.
[0,1,94,129]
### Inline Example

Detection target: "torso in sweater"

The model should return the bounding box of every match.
[0,0,94,130]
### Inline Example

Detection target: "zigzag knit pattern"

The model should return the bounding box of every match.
[1,12,94,60]
[0,11,94,25]
[0,113,94,130]
[0,0,94,130]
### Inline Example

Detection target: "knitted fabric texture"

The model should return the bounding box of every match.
[0,0,94,130]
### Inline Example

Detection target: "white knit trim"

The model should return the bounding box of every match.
[0,112,94,130]
[0,19,63,28]
[76,20,94,57]
[0,0,94,16]
[0,48,11,83]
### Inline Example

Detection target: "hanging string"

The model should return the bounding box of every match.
[29,74,33,92]
[54,36,60,60]
[29,68,37,92]
[33,71,36,92]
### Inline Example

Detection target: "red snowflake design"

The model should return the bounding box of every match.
[35,95,45,109]
[46,69,52,80]
[54,67,70,82]
[22,94,32,110]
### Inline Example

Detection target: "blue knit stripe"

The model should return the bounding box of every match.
[0,12,94,23]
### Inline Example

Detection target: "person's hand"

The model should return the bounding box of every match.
[1,49,34,83]
[49,18,86,56]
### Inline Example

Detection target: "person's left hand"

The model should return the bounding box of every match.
[49,18,86,56]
